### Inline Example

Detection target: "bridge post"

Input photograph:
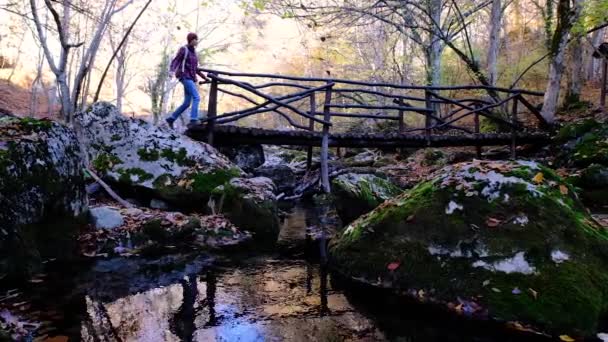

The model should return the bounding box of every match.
[510,95,519,159]
[307,93,316,170]
[397,98,405,133]
[474,106,482,158]
[207,74,218,146]
[424,90,433,146]
[321,83,333,193]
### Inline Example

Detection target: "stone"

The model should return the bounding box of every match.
[218,145,265,172]
[73,102,242,209]
[254,164,296,195]
[556,119,608,168]
[331,173,401,224]
[150,199,169,210]
[90,206,124,230]
[572,164,608,208]
[213,177,280,239]
[0,117,88,280]
[330,160,608,336]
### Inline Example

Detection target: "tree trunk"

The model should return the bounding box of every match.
[566,35,583,103]
[541,0,579,124]
[587,28,607,82]
[487,0,502,86]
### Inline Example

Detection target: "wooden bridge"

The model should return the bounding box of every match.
[185,68,550,191]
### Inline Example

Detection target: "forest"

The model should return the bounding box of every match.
[1,0,608,341]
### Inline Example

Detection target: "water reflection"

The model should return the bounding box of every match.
[79,259,382,341]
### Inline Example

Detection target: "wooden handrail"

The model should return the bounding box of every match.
[199,67,545,97]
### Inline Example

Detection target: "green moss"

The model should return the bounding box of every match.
[110,134,122,141]
[117,168,154,184]
[137,147,160,161]
[19,117,53,131]
[92,153,122,174]
[191,168,240,194]
[555,119,602,143]
[161,148,195,166]
[422,149,445,166]
[480,114,510,133]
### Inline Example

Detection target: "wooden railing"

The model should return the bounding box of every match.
[196,68,547,192]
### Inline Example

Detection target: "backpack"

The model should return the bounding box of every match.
[169,45,189,77]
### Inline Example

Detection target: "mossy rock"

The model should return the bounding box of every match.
[0,117,88,281]
[74,102,241,210]
[330,160,608,336]
[555,119,608,167]
[571,164,608,208]
[331,173,402,224]
[212,177,280,240]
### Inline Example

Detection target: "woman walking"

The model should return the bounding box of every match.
[165,32,210,128]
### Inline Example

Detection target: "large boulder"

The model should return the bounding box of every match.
[331,173,401,224]
[330,160,608,337]
[73,102,241,209]
[556,119,608,168]
[212,177,280,240]
[218,145,265,172]
[0,117,88,280]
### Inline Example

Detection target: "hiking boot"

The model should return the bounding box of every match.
[165,118,175,129]
[188,119,201,127]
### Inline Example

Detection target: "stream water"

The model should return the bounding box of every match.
[2,202,551,342]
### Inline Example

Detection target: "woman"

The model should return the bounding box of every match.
[165,32,210,128]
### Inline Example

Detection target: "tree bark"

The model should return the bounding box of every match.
[541,0,580,124]
[487,0,502,86]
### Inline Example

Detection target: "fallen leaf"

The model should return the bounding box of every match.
[482,280,491,287]
[406,215,415,222]
[387,262,401,271]
[532,172,544,184]
[559,335,575,342]
[486,217,502,228]
[491,287,501,293]
[559,185,569,195]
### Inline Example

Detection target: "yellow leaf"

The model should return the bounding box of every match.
[559,185,569,195]
[559,335,575,342]
[532,172,544,184]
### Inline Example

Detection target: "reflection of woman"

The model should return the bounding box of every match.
[165,32,210,129]
[170,274,198,341]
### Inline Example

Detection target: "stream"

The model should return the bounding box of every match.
[1,202,550,342]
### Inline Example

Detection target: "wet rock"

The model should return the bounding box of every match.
[90,206,124,230]
[331,173,401,224]
[254,164,296,195]
[150,199,169,210]
[555,119,608,207]
[80,205,251,257]
[212,177,280,240]
[218,145,265,172]
[330,160,608,336]
[73,102,241,210]
[0,117,88,280]
[341,150,377,167]
[571,164,608,208]
[556,119,608,168]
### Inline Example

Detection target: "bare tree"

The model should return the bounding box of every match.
[28,0,133,121]
[486,0,502,86]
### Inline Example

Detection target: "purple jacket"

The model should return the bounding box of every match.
[170,45,199,81]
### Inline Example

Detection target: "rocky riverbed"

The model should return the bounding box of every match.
[3,104,608,340]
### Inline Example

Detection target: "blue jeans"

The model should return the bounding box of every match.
[168,79,201,121]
